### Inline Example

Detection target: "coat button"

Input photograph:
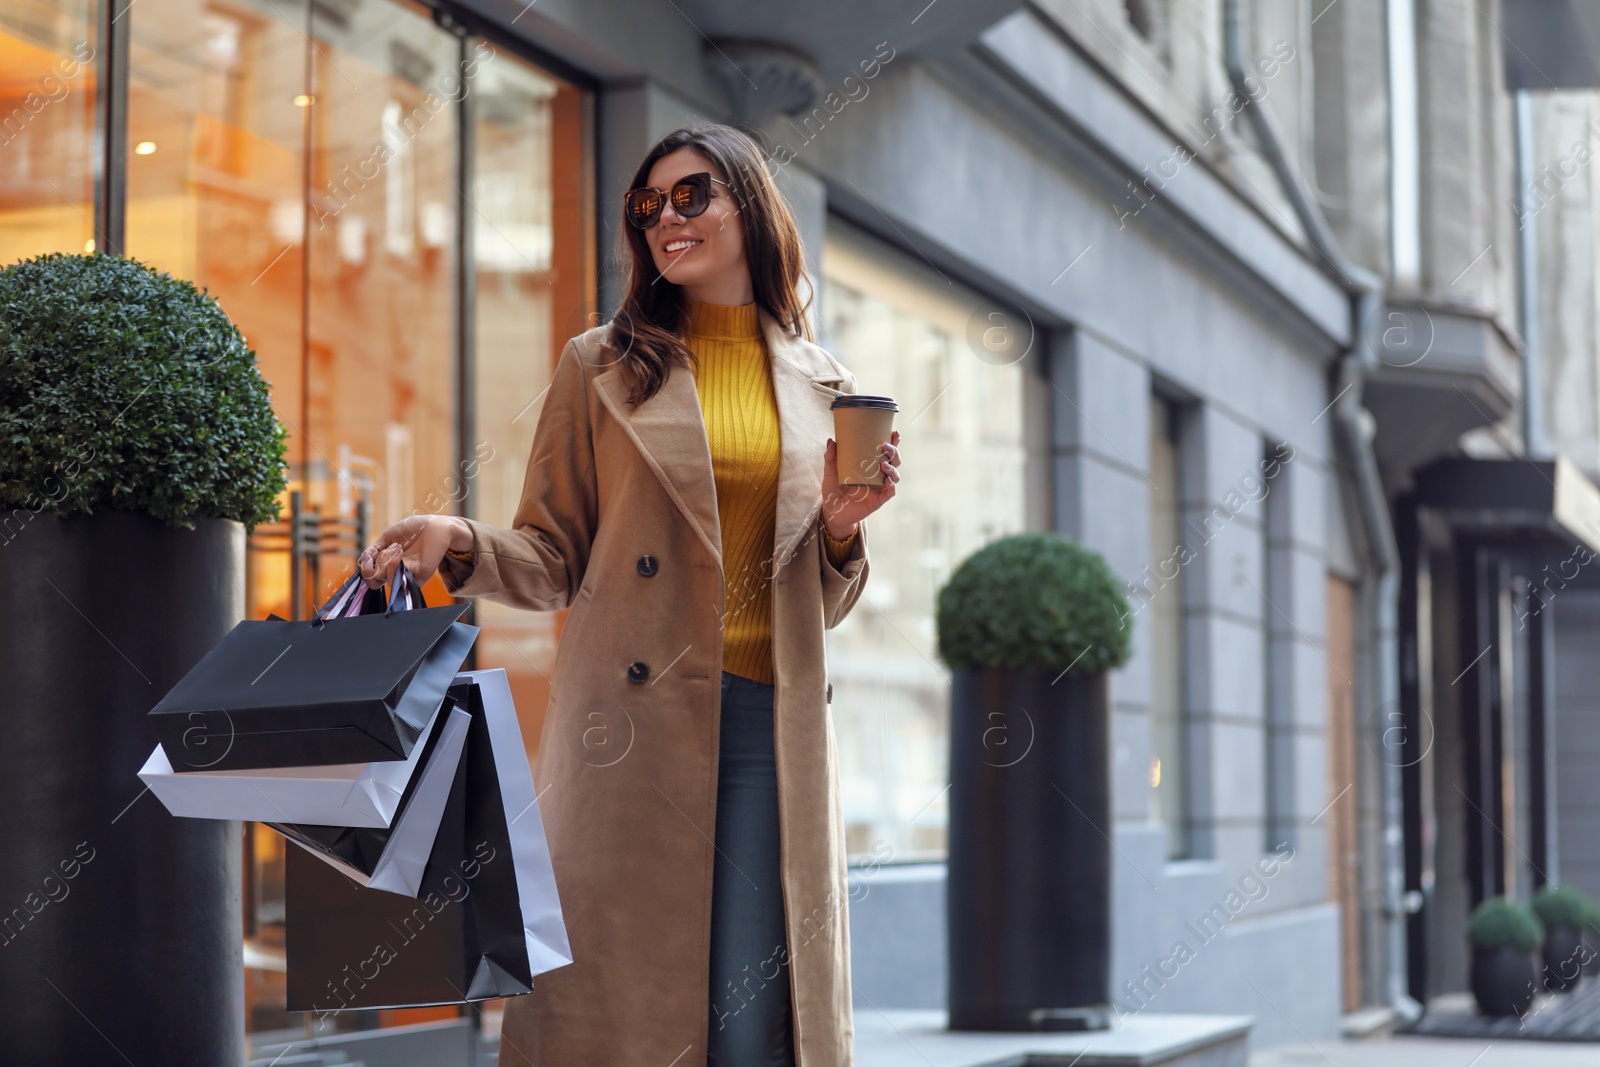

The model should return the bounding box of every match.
[628,661,650,684]
[637,554,659,577]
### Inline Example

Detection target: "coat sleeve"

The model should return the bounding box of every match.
[820,358,870,630]
[820,513,869,629]
[438,337,598,611]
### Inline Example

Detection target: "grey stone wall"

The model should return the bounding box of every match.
[1310,0,1391,278]
[1417,0,1518,307]
[1531,92,1600,476]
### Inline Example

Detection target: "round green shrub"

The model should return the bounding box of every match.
[0,252,287,532]
[1468,897,1544,952]
[936,531,1133,674]
[1533,884,1595,931]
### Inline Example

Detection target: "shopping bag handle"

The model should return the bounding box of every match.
[312,560,427,627]
[384,562,427,616]
[312,574,362,626]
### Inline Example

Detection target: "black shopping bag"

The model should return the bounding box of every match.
[148,565,476,771]
[285,672,570,1012]
[286,722,481,1012]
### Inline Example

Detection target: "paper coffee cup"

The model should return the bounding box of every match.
[832,395,898,487]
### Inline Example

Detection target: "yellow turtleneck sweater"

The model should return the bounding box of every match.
[687,299,859,684]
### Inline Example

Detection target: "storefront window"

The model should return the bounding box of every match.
[469,53,593,779]
[117,0,590,1041]
[0,0,98,262]
[125,0,309,631]
[1149,394,1190,859]
[820,220,1030,863]
[301,0,460,611]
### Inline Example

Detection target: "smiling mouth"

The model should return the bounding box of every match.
[662,238,701,256]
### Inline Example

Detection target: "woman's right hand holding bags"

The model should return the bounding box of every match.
[360,513,476,590]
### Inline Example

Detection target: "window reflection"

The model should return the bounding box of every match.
[302,0,459,615]
[120,0,589,1040]
[821,220,1029,863]
[0,0,98,262]
[127,0,308,630]
[469,56,592,775]
[1149,394,1190,859]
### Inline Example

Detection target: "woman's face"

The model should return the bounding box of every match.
[641,148,749,300]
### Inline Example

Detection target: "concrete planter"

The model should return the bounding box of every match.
[0,511,245,1064]
[1543,924,1586,992]
[946,667,1110,1031]
[1471,945,1538,1017]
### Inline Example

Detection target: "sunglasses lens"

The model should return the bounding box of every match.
[626,188,662,228]
[672,177,709,218]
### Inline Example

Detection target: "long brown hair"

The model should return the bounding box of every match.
[609,123,813,406]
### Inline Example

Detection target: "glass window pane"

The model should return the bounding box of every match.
[18,0,592,1044]
[1264,445,1291,851]
[125,1,316,1033]
[469,50,592,781]
[821,220,1030,863]
[0,0,98,262]
[303,0,459,614]
[1149,395,1188,858]
[126,0,308,625]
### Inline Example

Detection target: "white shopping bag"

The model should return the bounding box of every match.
[270,702,472,897]
[138,702,444,828]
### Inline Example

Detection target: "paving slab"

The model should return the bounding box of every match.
[1252,1035,1600,1067]
[854,1008,1252,1066]
[1401,981,1600,1041]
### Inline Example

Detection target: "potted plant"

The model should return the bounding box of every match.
[1534,884,1595,991]
[1584,897,1600,979]
[937,532,1132,1031]
[0,252,286,1064]
[1468,897,1543,1016]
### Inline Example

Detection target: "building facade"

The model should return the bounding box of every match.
[14,0,1600,1055]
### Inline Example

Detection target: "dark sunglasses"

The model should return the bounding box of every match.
[624,172,732,229]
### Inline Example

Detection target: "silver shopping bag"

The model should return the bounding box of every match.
[268,697,472,897]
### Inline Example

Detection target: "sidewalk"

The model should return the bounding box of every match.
[1252,1036,1600,1066]
[1403,986,1600,1040]
[853,1008,1250,1066]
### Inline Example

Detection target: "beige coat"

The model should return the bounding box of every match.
[440,313,871,1066]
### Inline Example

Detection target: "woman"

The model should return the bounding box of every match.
[358,122,901,1066]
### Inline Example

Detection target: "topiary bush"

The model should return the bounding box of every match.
[936,531,1132,674]
[0,252,287,532]
[1468,897,1544,952]
[1533,884,1594,931]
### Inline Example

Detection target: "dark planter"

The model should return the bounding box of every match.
[947,667,1110,1031]
[1471,945,1538,1017]
[1584,927,1600,978]
[0,511,245,1064]
[1543,924,1586,992]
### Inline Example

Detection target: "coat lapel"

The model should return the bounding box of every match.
[590,312,846,576]
[764,311,849,570]
[592,342,722,565]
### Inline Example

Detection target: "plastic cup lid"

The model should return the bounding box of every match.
[831,394,898,411]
